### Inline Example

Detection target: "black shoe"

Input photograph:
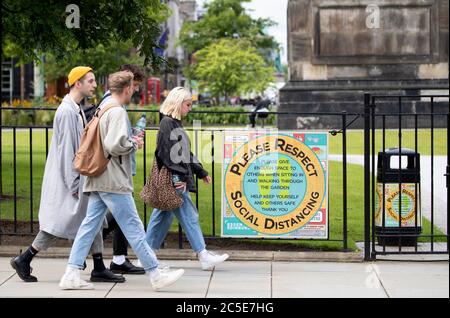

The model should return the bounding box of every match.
[110,258,145,275]
[10,256,38,282]
[90,268,126,283]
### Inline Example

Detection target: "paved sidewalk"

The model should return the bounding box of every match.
[0,256,448,298]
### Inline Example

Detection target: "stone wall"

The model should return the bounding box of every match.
[279,0,449,129]
[287,0,448,81]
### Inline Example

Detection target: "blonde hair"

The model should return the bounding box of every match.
[108,71,134,93]
[160,87,192,120]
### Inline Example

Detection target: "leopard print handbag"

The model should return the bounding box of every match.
[140,158,183,211]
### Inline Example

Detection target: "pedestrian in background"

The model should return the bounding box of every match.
[249,96,271,128]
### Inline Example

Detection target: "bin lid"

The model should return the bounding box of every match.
[380,148,417,156]
[377,147,420,173]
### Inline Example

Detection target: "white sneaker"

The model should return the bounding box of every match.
[59,267,94,290]
[158,261,171,271]
[150,268,185,291]
[136,259,170,271]
[199,251,229,270]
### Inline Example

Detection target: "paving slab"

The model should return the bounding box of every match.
[0,272,14,286]
[107,261,211,298]
[384,288,449,298]
[374,262,449,275]
[206,261,271,298]
[273,261,371,273]
[0,258,113,298]
[374,262,449,298]
[272,262,387,298]
[0,258,15,285]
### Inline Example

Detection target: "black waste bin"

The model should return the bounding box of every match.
[375,148,422,246]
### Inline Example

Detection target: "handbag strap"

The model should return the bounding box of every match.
[154,150,164,170]
[154,130,163,170]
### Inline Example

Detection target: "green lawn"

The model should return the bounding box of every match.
[0,129,447,251]
[330,129,447,155]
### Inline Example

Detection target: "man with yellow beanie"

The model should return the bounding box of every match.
[10,66,124,285]
[67,66,94,87]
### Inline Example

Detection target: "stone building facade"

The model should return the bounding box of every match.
[279,0,449,129]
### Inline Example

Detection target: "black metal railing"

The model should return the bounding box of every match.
[0,106,353,251]
[364,93,450,260]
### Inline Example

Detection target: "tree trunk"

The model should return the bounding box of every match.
[20,64,25,101]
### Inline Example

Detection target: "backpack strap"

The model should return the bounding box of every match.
[98,92,112,106]
[94,102,122,162]
[84,92,112,123]
[95,103,121,119]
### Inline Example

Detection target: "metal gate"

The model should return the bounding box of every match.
[364,93,449,260]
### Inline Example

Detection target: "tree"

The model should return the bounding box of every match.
[2,0,169,67]
[44,40,145,83]
[179,0,278,58]
[193,39,274,104]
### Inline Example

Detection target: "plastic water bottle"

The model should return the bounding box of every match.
[173,174,184,194]
[133,113,147,136]
[172,174,180,186]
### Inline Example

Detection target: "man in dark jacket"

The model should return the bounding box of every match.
[249,96,271,128]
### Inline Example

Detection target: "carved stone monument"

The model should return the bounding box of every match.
[279,0,449,129]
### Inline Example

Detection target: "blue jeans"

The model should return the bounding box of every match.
[146,190,206,253]
[68,192,158,271]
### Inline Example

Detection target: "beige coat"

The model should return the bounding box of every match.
[83,99,137,194]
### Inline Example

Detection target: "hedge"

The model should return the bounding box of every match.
[1,102,276,127]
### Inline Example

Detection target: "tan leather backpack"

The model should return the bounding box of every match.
[74,103,120,177]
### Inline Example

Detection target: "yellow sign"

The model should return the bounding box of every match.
[375,183,421,227]
[224,134,326,235]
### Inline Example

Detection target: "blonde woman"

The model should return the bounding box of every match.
[145,87,229,270]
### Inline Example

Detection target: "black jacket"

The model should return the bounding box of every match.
[156,114,208,193]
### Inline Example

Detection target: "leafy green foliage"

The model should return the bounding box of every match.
[186,105,275,125]
[2,0,168,67]
[193,39,274,101]
[179,0,278,56]
[44,40,145,82]
[178,0,278,103]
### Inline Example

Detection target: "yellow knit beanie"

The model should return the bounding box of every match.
[68,66,93,86]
